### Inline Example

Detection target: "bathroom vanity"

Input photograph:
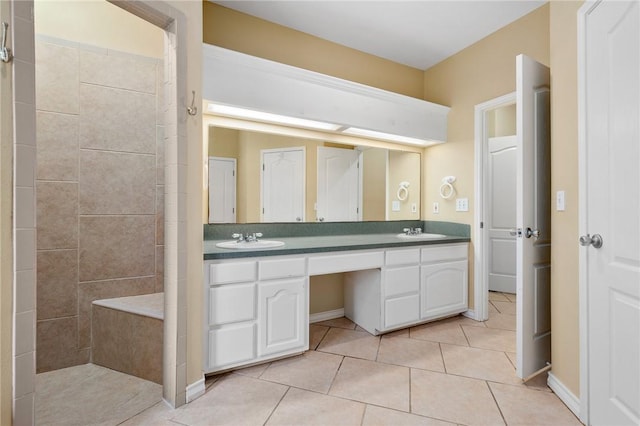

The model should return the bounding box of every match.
[203,224,470,374]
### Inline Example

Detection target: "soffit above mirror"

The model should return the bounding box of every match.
[202,44,450,147]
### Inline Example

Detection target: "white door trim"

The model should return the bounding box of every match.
[473,92,516,322]
[578,1,603,424]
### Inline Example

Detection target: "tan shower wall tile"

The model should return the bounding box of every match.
[155,246,164,293]
[36,111,78,181]
[91,306,133,373]
[36,182,78,250]
[156,126,164,183]
[79,84,156,154]
[37,249,78,320]
[77,276,155,348]
[156,185,164,244]
[79,150,156,215]
[36,317,89,373]
[131,315,163,384]
[79,50,157,94]
[35,42,79,114]
[79,215,155,282]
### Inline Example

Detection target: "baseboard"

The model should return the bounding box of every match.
[547,372,581,418]
[309,308,345,324]
[463,309,479,321]
[186,377,206,403]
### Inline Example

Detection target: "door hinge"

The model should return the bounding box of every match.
[480,221,484,229]
[232,170,235,177]
[262,163,265,171]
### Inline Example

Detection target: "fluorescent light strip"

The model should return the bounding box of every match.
[342,127,433,146]
[207,104,342,132]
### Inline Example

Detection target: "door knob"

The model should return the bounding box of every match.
[579,234,603,249]
[525,227,540,239]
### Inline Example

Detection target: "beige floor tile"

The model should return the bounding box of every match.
[120,401,176,426]
[490,382,581,425]
[232,362,271,378]
[362,405,455,426]
[441,344,520,385]
[260,351,343,393]
[506,351,517,368]
[484,311,516,331]
[171,374,286,426]
[411,369,504,425]
[267,387,365,426]
[504,292,517,302]
[489,291,510,302]
[384,327,410,338]
[409,321,468,346]
[377,336,444,372]
[522,371,552,392]
[463,325,516,352]
[36,364,162,426]
[316,316,357,330]
[309,324,329,350]
[489,301,499,313]
[317,328,380,360]
[491,300,516,315]
[330,357,409,411]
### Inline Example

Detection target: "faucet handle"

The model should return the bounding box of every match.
[232,233,243,240]
[415,228,422,234]
[403,228,411,234]
[255,232,263,238]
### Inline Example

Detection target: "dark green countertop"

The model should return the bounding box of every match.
[204,233,470,260]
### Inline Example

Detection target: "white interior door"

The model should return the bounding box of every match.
[317,146,361,222]
[208,157,236,223]
[261,147,305,222]
[487,136,517,293]
[582,1,640,424]
[515,54,551,379]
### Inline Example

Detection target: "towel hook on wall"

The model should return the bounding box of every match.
[187,90,198,116]
[1,22,13,63]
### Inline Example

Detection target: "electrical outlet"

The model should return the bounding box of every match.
[556,191,565,211]
[455,198,469,212]
[411,203,417,213]
[433,202,439,214]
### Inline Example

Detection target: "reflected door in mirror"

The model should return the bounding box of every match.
[209,157,237,223]
[317,146,362,222]
[262,147,305,222]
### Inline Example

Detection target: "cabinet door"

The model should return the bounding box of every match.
[384,294,420,329]
[258,278,308,356]
[420,260,468,321]
[208,323,256,369]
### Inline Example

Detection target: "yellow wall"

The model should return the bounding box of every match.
[310,274,345,314]
[487,104,516,137]
[387,151,421,220]
[34,0,164,58]
[202,2,424,99]
[362,148,387,221]
[549,0,583,397]
[422,4,550,309]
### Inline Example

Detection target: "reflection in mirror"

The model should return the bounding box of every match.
[206,125,421,224]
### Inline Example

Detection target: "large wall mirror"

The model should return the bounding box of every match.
[204,116,422,224]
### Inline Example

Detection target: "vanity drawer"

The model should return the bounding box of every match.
[208,323,256,368]
[259,257,306,280]
[384,294,420,329]
[308,251,384,275]
[209,283,256,325]
[383,265,420,297]
[385,248,420,266]
[421,244,468,264]
[209,261,257,284]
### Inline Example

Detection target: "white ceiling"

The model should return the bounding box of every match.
[212,1,545,70]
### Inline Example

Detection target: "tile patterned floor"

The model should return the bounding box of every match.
[35,292,582,425]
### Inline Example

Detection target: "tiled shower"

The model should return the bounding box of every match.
[34,36,164,373]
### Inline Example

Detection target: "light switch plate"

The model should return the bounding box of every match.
[556,190,565,211]
[433,202,439,214]
[455,198,469,212]
[392,200,400,212]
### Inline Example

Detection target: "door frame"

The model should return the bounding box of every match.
[473,91,516,322]
[577,1,601,423]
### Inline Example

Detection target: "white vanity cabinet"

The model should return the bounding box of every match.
[204,256,308,373]
[420,244,469,321]
[345,243,469,335]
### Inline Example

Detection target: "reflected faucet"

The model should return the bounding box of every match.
[232,232,263,243]
[402,227,422,235]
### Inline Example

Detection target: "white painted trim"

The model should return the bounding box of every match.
[577,2,601,424]
[462,309,480,321]
[548,372,581,419]
[473,92,516,323]
[185,377,206,403]
[309,308,345,323]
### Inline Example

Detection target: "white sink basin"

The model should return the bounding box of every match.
[396,233,447,240]
[215,240,285,250]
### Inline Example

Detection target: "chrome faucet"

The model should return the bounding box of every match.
[231,232,263,243]
[402,227,422,235]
